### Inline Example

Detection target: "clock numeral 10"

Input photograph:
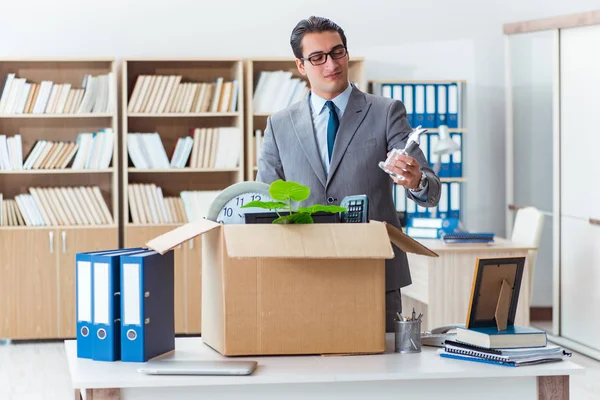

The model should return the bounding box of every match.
[224,207,233,217]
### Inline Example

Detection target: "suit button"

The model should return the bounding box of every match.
[327,197,334,204]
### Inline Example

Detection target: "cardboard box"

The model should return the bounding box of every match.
[146,219,437,356]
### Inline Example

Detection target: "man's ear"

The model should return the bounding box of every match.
[295,59,307,76]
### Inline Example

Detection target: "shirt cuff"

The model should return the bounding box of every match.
[408,179,429,201]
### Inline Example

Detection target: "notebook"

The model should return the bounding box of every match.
[441,232,495,243]
[456,325,547,349]
[439,350,569,367]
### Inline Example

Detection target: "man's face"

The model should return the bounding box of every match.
[296,31,349,100]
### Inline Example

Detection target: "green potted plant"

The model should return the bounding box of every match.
[241,179,346,224]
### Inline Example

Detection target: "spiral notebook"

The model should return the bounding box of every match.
[439,340,571,367]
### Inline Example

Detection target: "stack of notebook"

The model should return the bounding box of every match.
[439,339,571,367]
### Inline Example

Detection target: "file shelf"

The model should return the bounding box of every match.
[121,58,245,335]
[0,58,119,340]
[369,79,467,222]
[245,57,366,180]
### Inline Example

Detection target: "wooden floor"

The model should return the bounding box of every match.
[0,335,599,400]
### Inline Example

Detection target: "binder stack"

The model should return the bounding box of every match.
[374,80,465,225]
[75,247,174,362]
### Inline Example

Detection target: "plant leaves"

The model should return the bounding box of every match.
[241,201,288,210]
[297,205,347,214]
[288,212,314,224]
[269,179,310,202]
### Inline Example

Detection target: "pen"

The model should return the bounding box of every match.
[412,307,416,321]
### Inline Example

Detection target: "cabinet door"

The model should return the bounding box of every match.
[560,216,600,350]
[0,229,58,339]
[57,227,118,338]
[185,236,202,334]
[125,225,186,334]
[560,25,600,219]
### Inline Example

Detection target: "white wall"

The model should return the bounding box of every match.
[2,0,599,305]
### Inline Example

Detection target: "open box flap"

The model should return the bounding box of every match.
[223,221,395,259]
[146,218,221,254]
[383,222,439,257]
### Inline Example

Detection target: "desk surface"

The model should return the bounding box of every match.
[416,237,537,253]
[65,334,583,390]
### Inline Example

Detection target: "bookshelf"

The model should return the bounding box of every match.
[0,58,119,340]
[245,57,366,180]
[369,79,467,225]
[121,58,245,334]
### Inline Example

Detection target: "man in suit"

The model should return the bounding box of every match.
[257,16,441,332]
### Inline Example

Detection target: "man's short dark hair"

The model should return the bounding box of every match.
[290,16,347,60]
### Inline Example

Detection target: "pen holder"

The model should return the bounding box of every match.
[394,319,422,353]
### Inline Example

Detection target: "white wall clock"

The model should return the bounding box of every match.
[206,181,274,224]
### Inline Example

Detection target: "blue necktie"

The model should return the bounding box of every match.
[325,101,339,162]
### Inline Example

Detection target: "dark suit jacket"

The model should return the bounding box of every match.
[257,85,441,290]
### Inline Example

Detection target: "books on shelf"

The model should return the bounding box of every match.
[127,75,239,114]
[0,129,114,171]
[0,186,113,226]
[0,72,115,115]
[127,183,219,225]
[252,70,309,113]
[456,325,548,349]
[439,339,571,367]
[128,128,240,170]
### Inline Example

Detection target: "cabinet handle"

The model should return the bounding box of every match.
[508,204,522,211]
[590,218,600,226]
[49,231,54,253]
[190,239,194,250]
[62,231,67,253]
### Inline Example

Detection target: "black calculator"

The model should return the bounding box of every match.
[340,195,369,223]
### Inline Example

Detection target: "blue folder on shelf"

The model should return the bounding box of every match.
[120,249,175,363]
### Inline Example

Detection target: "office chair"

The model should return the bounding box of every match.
[510,206,544,302]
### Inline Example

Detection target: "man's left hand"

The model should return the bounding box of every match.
[386,152,422,190]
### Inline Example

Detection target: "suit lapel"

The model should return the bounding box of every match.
[327,87,371,185]
[289,98,327,187]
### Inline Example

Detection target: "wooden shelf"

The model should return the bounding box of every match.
[0,169,113,175]
[0,58,119,341]
[128,112,240,118]
[0,113,113,119]
[0,224,118,231]
[440,177,467,183]
[128,167,239,173]
[426,128,467,133]
[122,58,245,232]
[369,79,467,84]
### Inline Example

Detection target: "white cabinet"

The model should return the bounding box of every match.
[560,216,600,350]
[505,11,600,357]
[560,24,600,220]
[559,24,600,352]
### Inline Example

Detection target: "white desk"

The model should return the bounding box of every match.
[403,237,536,331]
[66,335,582,400]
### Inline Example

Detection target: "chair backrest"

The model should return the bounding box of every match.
[511,206,544,247]
[510,206,544,302]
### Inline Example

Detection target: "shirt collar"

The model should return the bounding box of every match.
[310,82,353,116]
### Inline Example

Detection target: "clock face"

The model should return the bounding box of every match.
[215,191,274,224]
[206,181,274,224]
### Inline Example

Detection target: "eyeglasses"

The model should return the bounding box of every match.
[300,46,347,66]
